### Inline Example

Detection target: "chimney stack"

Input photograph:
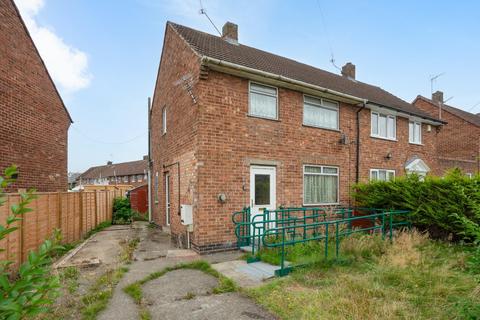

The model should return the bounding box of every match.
[432,91,444,104]
[107,161,113,165]
[341,62,356,80]
[222,22,238,45]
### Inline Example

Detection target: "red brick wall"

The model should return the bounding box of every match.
[192,70,439,251]
[0,0,70,192]
[150,24,201,246]
[151,26,440,252]
[414,98,480,174]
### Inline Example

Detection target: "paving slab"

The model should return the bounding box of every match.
[212,260,278,287]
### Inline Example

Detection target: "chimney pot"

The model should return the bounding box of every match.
[341,62,356,80]
[107,161,113,165]
[222,22,238,44]
[143,155,148,160]
[432,91,444,104]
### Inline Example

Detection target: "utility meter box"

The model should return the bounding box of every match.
[180,204,193,225]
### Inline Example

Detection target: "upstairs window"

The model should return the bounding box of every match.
[162,107,167,134]
[249,82,278,120]
[371,111,396,140]
[409,121,422,144]
[303,165,339,205]
[370,169,395,182]
[303,96,339,130]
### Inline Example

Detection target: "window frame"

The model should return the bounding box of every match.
[370,111,396,140]
[248,81,279,120]
[409,120,422,145]
[302,94,340,130]
[162,106,167,135]
[369,169,396,182]
[302,164,340,206]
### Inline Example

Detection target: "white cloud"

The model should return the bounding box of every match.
[15,0,91,93]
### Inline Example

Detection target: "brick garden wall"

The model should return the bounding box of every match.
[0,189,125,269]
[0,0,71,192]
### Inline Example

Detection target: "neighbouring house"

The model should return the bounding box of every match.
[150,21,444,252]
[413,91,480,176]
[0,0,72,192]
[77,157,148,188]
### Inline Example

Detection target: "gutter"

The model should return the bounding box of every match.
[201,56,365,104]
[147,97,152,222]
[202,56,445,126]
[356,101,367,183]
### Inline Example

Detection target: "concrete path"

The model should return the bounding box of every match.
[98,223,275,320]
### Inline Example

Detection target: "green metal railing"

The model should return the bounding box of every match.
[232,207,411,276]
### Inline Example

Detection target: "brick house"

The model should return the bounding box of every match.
[0,0,72,192]
[150,21,444,252]
[413,92,480,175]
[77,158,148,188]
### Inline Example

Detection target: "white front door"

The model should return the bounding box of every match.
[250,166,276,232]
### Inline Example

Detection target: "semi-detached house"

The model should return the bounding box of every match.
[150,21,444,252]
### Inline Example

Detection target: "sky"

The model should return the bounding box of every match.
[14,0,480,173]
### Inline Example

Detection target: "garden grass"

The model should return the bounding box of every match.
[248,231,480,320]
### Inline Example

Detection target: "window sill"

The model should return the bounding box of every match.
[370,135,397,142]
[409,142,423,146]
[247,114,280,122]
[302,124,340,132]
[302,202,340,207]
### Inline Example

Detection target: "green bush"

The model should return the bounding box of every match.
[0,166,62,319]
[112,197,133,224]
[352,169,480,242]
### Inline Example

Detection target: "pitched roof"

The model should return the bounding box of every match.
[78,160,148,180]
[168,22,439,123]
[10,0,73,123]
[415,96,480,127]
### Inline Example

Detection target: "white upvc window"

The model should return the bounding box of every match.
[123,176,128,183]
[249,82,278,120]
[303,95,339,130]
[409,121,422,144]
[162,107,167,134]
[303,165,339,205]
[371,111,396,140]
[370,169,395,182]
[131,175,136,182]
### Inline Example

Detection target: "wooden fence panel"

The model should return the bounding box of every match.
[0,190,123,267]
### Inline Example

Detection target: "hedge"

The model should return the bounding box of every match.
[352,169,480,242]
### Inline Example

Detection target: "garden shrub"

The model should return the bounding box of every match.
[0,166,62,319]
[112,197,133,224]
[352,169,480,242]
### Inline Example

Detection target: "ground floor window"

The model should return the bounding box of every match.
[370,169,395,181]
[303,165,339,205]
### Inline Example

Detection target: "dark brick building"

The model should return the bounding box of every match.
[150,21,443,252]
[0,0,72,192]
[414,92,480,175]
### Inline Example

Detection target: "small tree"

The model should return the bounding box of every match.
[0,166,62,319]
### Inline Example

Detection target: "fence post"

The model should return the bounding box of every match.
[105,191,108,222]
[79,192,83,238]
[57,192,62,233]
[94,191,98,227]
[20,196,25,263]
